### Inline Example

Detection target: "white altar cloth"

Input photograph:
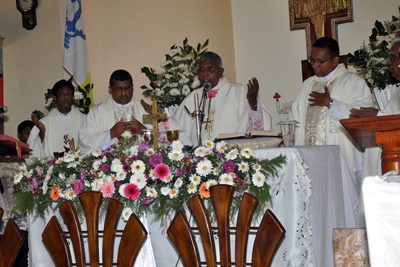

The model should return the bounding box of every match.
[27,145,357,267]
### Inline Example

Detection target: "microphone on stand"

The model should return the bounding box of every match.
[199,82,212,117]
[0,106,8,114]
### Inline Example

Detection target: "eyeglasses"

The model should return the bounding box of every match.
[198,67,219,74]
[388,53,399,63]
[308,57,330,65]
[112,85,132,92]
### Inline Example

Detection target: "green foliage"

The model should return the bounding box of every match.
[141,38,209,109]
[347,7,400,89]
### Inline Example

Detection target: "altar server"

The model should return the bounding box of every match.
[28,80,86,158]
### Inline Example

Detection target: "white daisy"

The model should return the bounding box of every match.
[13,173,23,184]
[168,48,178,57]
[240,148,253,159]
[56,158,63,164]
[204,139,215,150]
[121,207,133,221]
[174,178,183,189]
[194,146,206,157]
[156,89,165,96]
[145,148,155,157]
[107,175,117,183]
[228,173,236,179]
[91,179,103,191]
[163,174,174,183]
[101,156,107,163]
[59,173,66,179]
[111,160,123,173]
[188,184,197,194]
[160,61,171,67]
[75,150,83,157]
[130,173,147,189]
[252,172,266,187]
[226,148,238,160]
[170,89,180,96]
[169,188,179,199]
[63,153,75,163]
[168,150,184,161]
[127,145,139,156]
[74,91,83,100]
[93,160,101,170]
[160,187,171,196]
[45,97,53,107]
[237,161,249,173]
[216,141,228,152]
[119,183,127,197]
[28,169,33,178]
[171,140,184,151]
[65,189,76,200]
[116,171,127,181]
[131,160,145,173]
[196,159,213,176]
[146,187,157,198]
[149,169,157,180]
[191,79,200,88]
[179,76,189,84]
[219,174,234,185]
[206,179,218,189]
[213,169,219,175]
[67,161,78,168]
[182,85,190,95]
[189,174,201,185]
[252,163,262,172]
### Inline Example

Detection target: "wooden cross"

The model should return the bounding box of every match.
[289,0,353,56]
[142,99,167,149]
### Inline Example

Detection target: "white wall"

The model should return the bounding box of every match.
[231,0,399,133]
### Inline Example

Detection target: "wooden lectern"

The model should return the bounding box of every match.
[0,134,31,163]
[340,114,400,174]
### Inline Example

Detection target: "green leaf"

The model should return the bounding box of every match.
[141,85,148,89]
[201,39,209,49]
[183,37,188,46]
[84,98,91,106]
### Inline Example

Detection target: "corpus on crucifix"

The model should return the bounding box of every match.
[142,99,167,149]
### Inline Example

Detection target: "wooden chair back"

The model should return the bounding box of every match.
[0,208,26,267]
[42,191,148,267]
[167,185,286,267]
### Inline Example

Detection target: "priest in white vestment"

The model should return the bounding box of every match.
[288,37,374,188]
[79,70,152,154]
[28,80,86,158]
[163,51,272,145]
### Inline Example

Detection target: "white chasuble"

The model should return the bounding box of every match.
[27,106,86,158]
[168,78,271,145]
[79,95,151,154]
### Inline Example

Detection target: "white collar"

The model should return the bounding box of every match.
[112,98,132,108]
[56,107,73,120]
[210,79,221,90]
[317,65,339,82]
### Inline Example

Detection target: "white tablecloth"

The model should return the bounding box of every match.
[27,145,357,267]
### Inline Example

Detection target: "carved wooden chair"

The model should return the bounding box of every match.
[0,207,26,267]
[42,191,148,267]
[167,185,286,267]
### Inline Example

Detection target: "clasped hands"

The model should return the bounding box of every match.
[110,117,146,139]
[308,85,331,107]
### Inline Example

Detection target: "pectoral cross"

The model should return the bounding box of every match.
[142,99,167,149]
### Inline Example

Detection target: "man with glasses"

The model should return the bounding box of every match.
[79,69,151,154]
[163,51,272,145]
[289,37,374,186]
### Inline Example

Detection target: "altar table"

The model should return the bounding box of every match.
[27,145,357,267]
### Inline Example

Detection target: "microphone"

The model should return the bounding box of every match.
[203,82,212,92]
[0,106,8,113]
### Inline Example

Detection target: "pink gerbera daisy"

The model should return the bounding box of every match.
[154,164,170,180]
[100,182,115,198]
[124,183,140,200]
[73,180,83,195]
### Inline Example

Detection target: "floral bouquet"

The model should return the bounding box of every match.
[10,135,286,228]
[141,38,209,109]
[33,77,93,120]
[347,8,400,90]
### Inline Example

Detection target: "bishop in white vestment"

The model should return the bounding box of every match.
[289,37,374,187]
[79,70,151,154]
[166,51,272,145]
[28,80,86,158]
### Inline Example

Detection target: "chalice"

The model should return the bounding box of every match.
[166,130,180,143]
[139,129,153,144]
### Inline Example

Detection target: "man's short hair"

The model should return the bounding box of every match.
[313,37,340,58]
[18,120,34,133]
[52,79,75,96]
[199,52,223,68]
[109,69,133,86]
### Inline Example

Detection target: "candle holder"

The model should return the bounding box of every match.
[53,151,65,158]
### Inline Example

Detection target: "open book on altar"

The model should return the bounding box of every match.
[215,130,278,140]
[215,130,281,149]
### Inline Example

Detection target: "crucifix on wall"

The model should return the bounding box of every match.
[289,0,353,56]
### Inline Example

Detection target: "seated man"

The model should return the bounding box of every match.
[350,37,400,177]
[28,79,86,157]
[79,69,151,154]
[17,120,34,143]
[288,37,374,185]
[161,51,272,145]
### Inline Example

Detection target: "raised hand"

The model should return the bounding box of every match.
[349,107,379,118]
[140,99,162,114]
[31,113,46,142]
[309,85,331,107]
[247,77,259,109]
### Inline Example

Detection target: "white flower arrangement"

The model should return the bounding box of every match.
[141,38,209,109]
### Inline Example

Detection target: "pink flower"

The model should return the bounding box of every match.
[207,89,218,98]
[100,182,115,198]
[124,183,140,200]
[73,180,83,195]
[154,163,170,180]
